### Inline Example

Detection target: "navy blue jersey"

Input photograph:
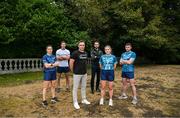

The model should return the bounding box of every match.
[42,54,56,72]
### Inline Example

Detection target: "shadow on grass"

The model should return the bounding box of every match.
[137,76,180,117]
[82,99,133,117]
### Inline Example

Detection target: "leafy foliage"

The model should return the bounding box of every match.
[0,0,179,63]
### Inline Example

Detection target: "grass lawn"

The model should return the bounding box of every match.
[0,65,92,87]
[0,72,43,87]
[0,65,179,117]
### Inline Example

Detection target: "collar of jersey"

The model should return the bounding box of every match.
[105,54,111,56]
[47,53,52,56]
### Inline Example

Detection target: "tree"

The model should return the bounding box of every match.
[0,0,179,63]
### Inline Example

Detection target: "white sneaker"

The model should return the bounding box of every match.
[82,99,91,105]
[74,102,80,109]
[99,98,104,105]
[118,95,128,99]
[109,99,113,106]
[132,98,138,105]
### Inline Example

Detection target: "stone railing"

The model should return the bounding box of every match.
[0,58,92,75]
[0,58,43,74]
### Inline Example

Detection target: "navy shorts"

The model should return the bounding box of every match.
[122,72,134,79]
[57,67,69,73]
[101,70,114,81]
[44,71,56,81]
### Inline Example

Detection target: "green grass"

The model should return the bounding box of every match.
[0,66,92,87]
[0,72,43,87]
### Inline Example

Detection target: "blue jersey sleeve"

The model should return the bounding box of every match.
[120,53,123,62]
[53,55,57,62]
[113,56,117,64]
[132,52,136,58]
[99,56,103,64]
[130,52,136,61]
[42,55,48,64]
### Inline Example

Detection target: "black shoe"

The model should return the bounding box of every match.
[96,88,101,92]
[56,88,61,93]
[51,97,59,104]
[91,90,94,94]
[42,100,48,107]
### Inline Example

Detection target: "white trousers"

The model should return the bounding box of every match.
[72,74,87,103]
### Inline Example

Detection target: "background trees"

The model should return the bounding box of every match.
[0,0,179,63]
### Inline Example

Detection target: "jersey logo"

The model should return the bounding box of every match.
[79,54,87,59]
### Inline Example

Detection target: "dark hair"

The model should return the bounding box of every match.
[46,45,53,49]
[125,43,132,47]
[94,40,99,44]
[78,40,85,45]
[61,41,66,44]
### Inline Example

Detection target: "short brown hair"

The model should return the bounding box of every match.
[78,40,85,45]
[60,41,66,44]
[125,43,132,47]
[94,40,99,44]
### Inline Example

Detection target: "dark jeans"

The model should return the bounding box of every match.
[91,64,100,91]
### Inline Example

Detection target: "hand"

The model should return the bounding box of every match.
[44,63,53,68]
[120,61,124,65]
[53,62,59,67]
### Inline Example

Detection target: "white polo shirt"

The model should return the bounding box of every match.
[56,49,70,67]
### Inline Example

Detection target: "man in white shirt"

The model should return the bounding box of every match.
[56,41,70,92]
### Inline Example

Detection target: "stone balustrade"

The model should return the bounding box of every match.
[0,58,43,74]
[0,58,92,74]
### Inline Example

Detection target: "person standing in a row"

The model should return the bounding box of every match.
[56,41,70,92]
[42,45,59,107]
[70,40,91,110]
[90,41,103,94]
[99,45,117,106]
[119,43,137,104]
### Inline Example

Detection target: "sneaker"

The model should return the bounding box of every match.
[132,98,138,105]
[74,102,80,109]
[82,99,91,105]
[99,98,104,105]
[118,95,128,99]
[96,88,101,92]
[42,100,48,107]
[51,97,59,104]
[109,99,113,106]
